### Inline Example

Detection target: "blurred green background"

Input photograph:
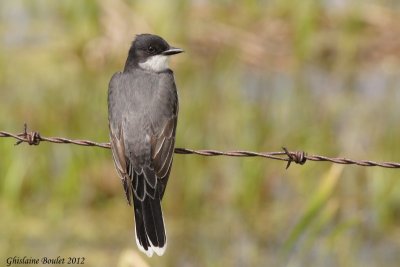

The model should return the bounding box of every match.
[1,1,400,266]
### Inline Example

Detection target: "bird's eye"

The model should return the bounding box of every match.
[148,46,155,53]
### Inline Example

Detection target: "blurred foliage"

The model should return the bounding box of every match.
[1,0,400,266]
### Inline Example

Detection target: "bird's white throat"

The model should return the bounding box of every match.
[139,55,169,72]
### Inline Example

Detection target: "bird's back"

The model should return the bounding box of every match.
[108,69,178,140]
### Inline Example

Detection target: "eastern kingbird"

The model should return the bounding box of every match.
[108,34,183,257]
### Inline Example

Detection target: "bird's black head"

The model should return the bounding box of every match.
[124,34,183,72]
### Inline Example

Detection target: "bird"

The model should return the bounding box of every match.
[107,34,183,257]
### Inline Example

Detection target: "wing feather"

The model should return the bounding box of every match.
[152,116,177,180]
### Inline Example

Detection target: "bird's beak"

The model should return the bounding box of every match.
[162,47,184,56]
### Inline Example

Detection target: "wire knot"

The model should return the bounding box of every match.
[283,147,307,169]
[16,123,42,146]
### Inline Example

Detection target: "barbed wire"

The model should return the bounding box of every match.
[0,124,399,169]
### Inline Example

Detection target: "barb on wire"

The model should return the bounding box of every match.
[0,124,399,169]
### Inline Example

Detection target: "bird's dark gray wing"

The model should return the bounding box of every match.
[150,113,177,199]
[108,72,136,204]
[109,124,135,204]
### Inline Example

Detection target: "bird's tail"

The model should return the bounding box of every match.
[133,194,167,257]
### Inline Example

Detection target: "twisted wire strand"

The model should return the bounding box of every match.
[0,125,399,169]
